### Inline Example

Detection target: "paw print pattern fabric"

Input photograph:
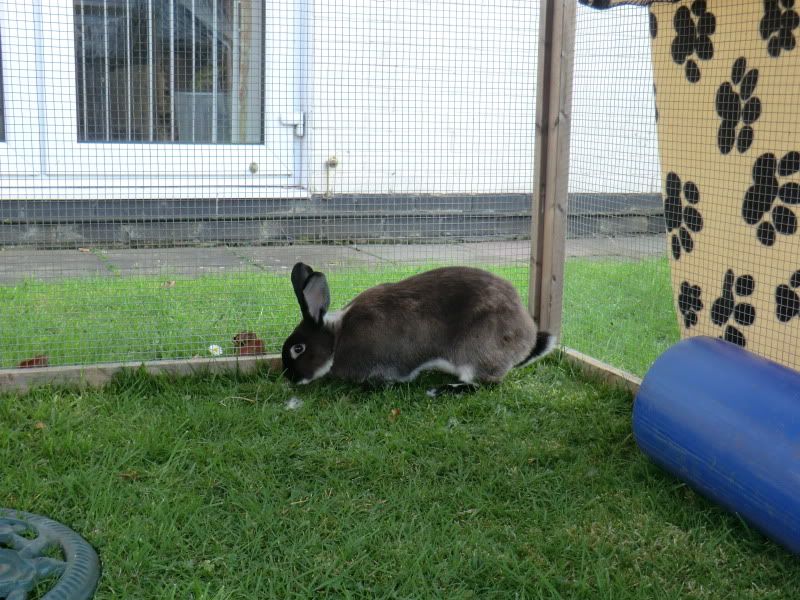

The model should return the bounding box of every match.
[643,1,800,369]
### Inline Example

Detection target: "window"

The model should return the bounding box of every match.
[3,0,296,189]
[73,0,265,144]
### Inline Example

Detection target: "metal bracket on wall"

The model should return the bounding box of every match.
[281,112,306,137]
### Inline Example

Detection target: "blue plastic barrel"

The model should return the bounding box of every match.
[633,336,800,553]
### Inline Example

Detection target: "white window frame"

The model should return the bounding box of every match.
[0,0,302,199]
[0,0,41,176]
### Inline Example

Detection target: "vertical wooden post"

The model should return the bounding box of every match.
[529,0,575,340]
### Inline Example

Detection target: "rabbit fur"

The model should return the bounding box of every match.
[281,262,556,389]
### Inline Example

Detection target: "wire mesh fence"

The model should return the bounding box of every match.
[0,0,540,370]
[16,1,779,380]
[563,2,674,376]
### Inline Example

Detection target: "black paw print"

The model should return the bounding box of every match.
[775,269,800,322]
[665,172,703,260]
[711,269,756,347]
[678,281,703,328]
[761,0,800,57]
[671,1,716,83]
[715,58,761,154]
[742,152,800,246]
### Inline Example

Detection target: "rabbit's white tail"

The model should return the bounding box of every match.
[515,332,558,368]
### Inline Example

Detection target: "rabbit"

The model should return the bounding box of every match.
[281,262,557,395]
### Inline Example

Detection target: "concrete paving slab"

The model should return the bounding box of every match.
[0,249,110,283]
[234,245,384,272]
[461,241,532,263]
[0,235,666,284]
[566,234,665,259]
[98,247,249,277]
[353,243,473,264]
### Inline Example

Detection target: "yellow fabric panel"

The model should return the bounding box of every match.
[650,0,800,369]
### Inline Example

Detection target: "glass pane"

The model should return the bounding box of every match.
[73,0,264,144]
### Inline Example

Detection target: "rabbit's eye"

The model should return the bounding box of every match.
[290,343,306,359]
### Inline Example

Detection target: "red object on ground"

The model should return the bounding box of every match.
[233,332,265,356]
[18,355,49,368]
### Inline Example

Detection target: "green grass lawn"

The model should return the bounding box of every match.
[562,258,680,376]
[1,260,792,597]
[0,257,678,376]
[2,362,797,599]
[0,266,529,370]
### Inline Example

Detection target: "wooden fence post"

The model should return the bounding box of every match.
[529,0,576,340]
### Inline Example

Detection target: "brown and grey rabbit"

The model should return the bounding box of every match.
[281,262,557,396]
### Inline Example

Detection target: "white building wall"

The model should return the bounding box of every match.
[307,1,661,197]
[570,4,661,195]
[308,0,538,195]
[0,1,660,199]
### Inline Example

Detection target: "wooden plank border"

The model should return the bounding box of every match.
[0,349,641,396]
[0,355,284,395]
[560,347,642,395]
[529,0,576,340]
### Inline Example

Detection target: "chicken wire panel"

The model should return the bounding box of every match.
[0,0,537,369]
[563,3,672,376]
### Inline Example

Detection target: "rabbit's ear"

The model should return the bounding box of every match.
[303,272,330,326]
[292,262,314,296]
[291,262,315,319]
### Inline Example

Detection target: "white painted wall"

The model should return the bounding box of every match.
[307,0,538,195]
[570,4,661,195]
[307,1,661,197]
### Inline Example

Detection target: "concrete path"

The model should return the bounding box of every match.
[0,235,665,283]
